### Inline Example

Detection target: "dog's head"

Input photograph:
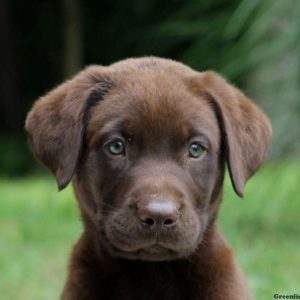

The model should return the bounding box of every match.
[25,57,271,261]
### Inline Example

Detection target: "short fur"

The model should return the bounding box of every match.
[25,57,272,300]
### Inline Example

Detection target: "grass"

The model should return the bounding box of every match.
[221,162,300,298]
[0,162,299,299]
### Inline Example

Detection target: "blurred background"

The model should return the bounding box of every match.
[0,0,299,299]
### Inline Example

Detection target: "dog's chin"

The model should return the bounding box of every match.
[112,244,187,261]
[102,236,196,261]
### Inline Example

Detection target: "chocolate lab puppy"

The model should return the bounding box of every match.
[25,57,271,299]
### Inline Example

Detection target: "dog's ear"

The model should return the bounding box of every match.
[191,71,272,197]
[25,66,113,190]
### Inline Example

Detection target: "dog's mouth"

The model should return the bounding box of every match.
[100,232,183,261]
[101,210,205,261]
[112,243,181,261]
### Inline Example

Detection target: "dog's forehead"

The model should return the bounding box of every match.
[88,69,220,149]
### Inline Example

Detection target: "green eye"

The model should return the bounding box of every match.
[106,139,125,155]
[189,142,205,158]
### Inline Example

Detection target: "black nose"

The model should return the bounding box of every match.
[138,199,179,228]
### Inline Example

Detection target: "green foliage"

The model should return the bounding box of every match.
[0,162,300,299]
[225,0,300,159]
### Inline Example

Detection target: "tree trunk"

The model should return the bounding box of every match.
[0,0,19,131]
[63,0,83,79]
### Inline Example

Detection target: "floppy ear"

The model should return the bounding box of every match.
[195,71,272,197]
[25,66,113,190]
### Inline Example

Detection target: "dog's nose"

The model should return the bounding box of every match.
[138,199,179,228]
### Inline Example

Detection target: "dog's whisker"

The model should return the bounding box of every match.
[101,202,118,211]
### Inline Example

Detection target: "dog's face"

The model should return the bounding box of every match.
[25,57,271,261]
[81,73,222,260]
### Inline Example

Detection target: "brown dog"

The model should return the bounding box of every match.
[25,57,271,300]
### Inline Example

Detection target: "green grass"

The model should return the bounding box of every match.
[0,162,299,299]
[220,162,300,298]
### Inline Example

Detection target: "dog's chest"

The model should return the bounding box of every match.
[101,263,193,300]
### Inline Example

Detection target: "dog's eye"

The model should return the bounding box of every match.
[188,142,205,158]
[105,139,125,155]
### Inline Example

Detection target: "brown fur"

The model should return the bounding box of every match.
[25,57,272,299]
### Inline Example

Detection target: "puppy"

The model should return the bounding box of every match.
[25,57,271,300]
